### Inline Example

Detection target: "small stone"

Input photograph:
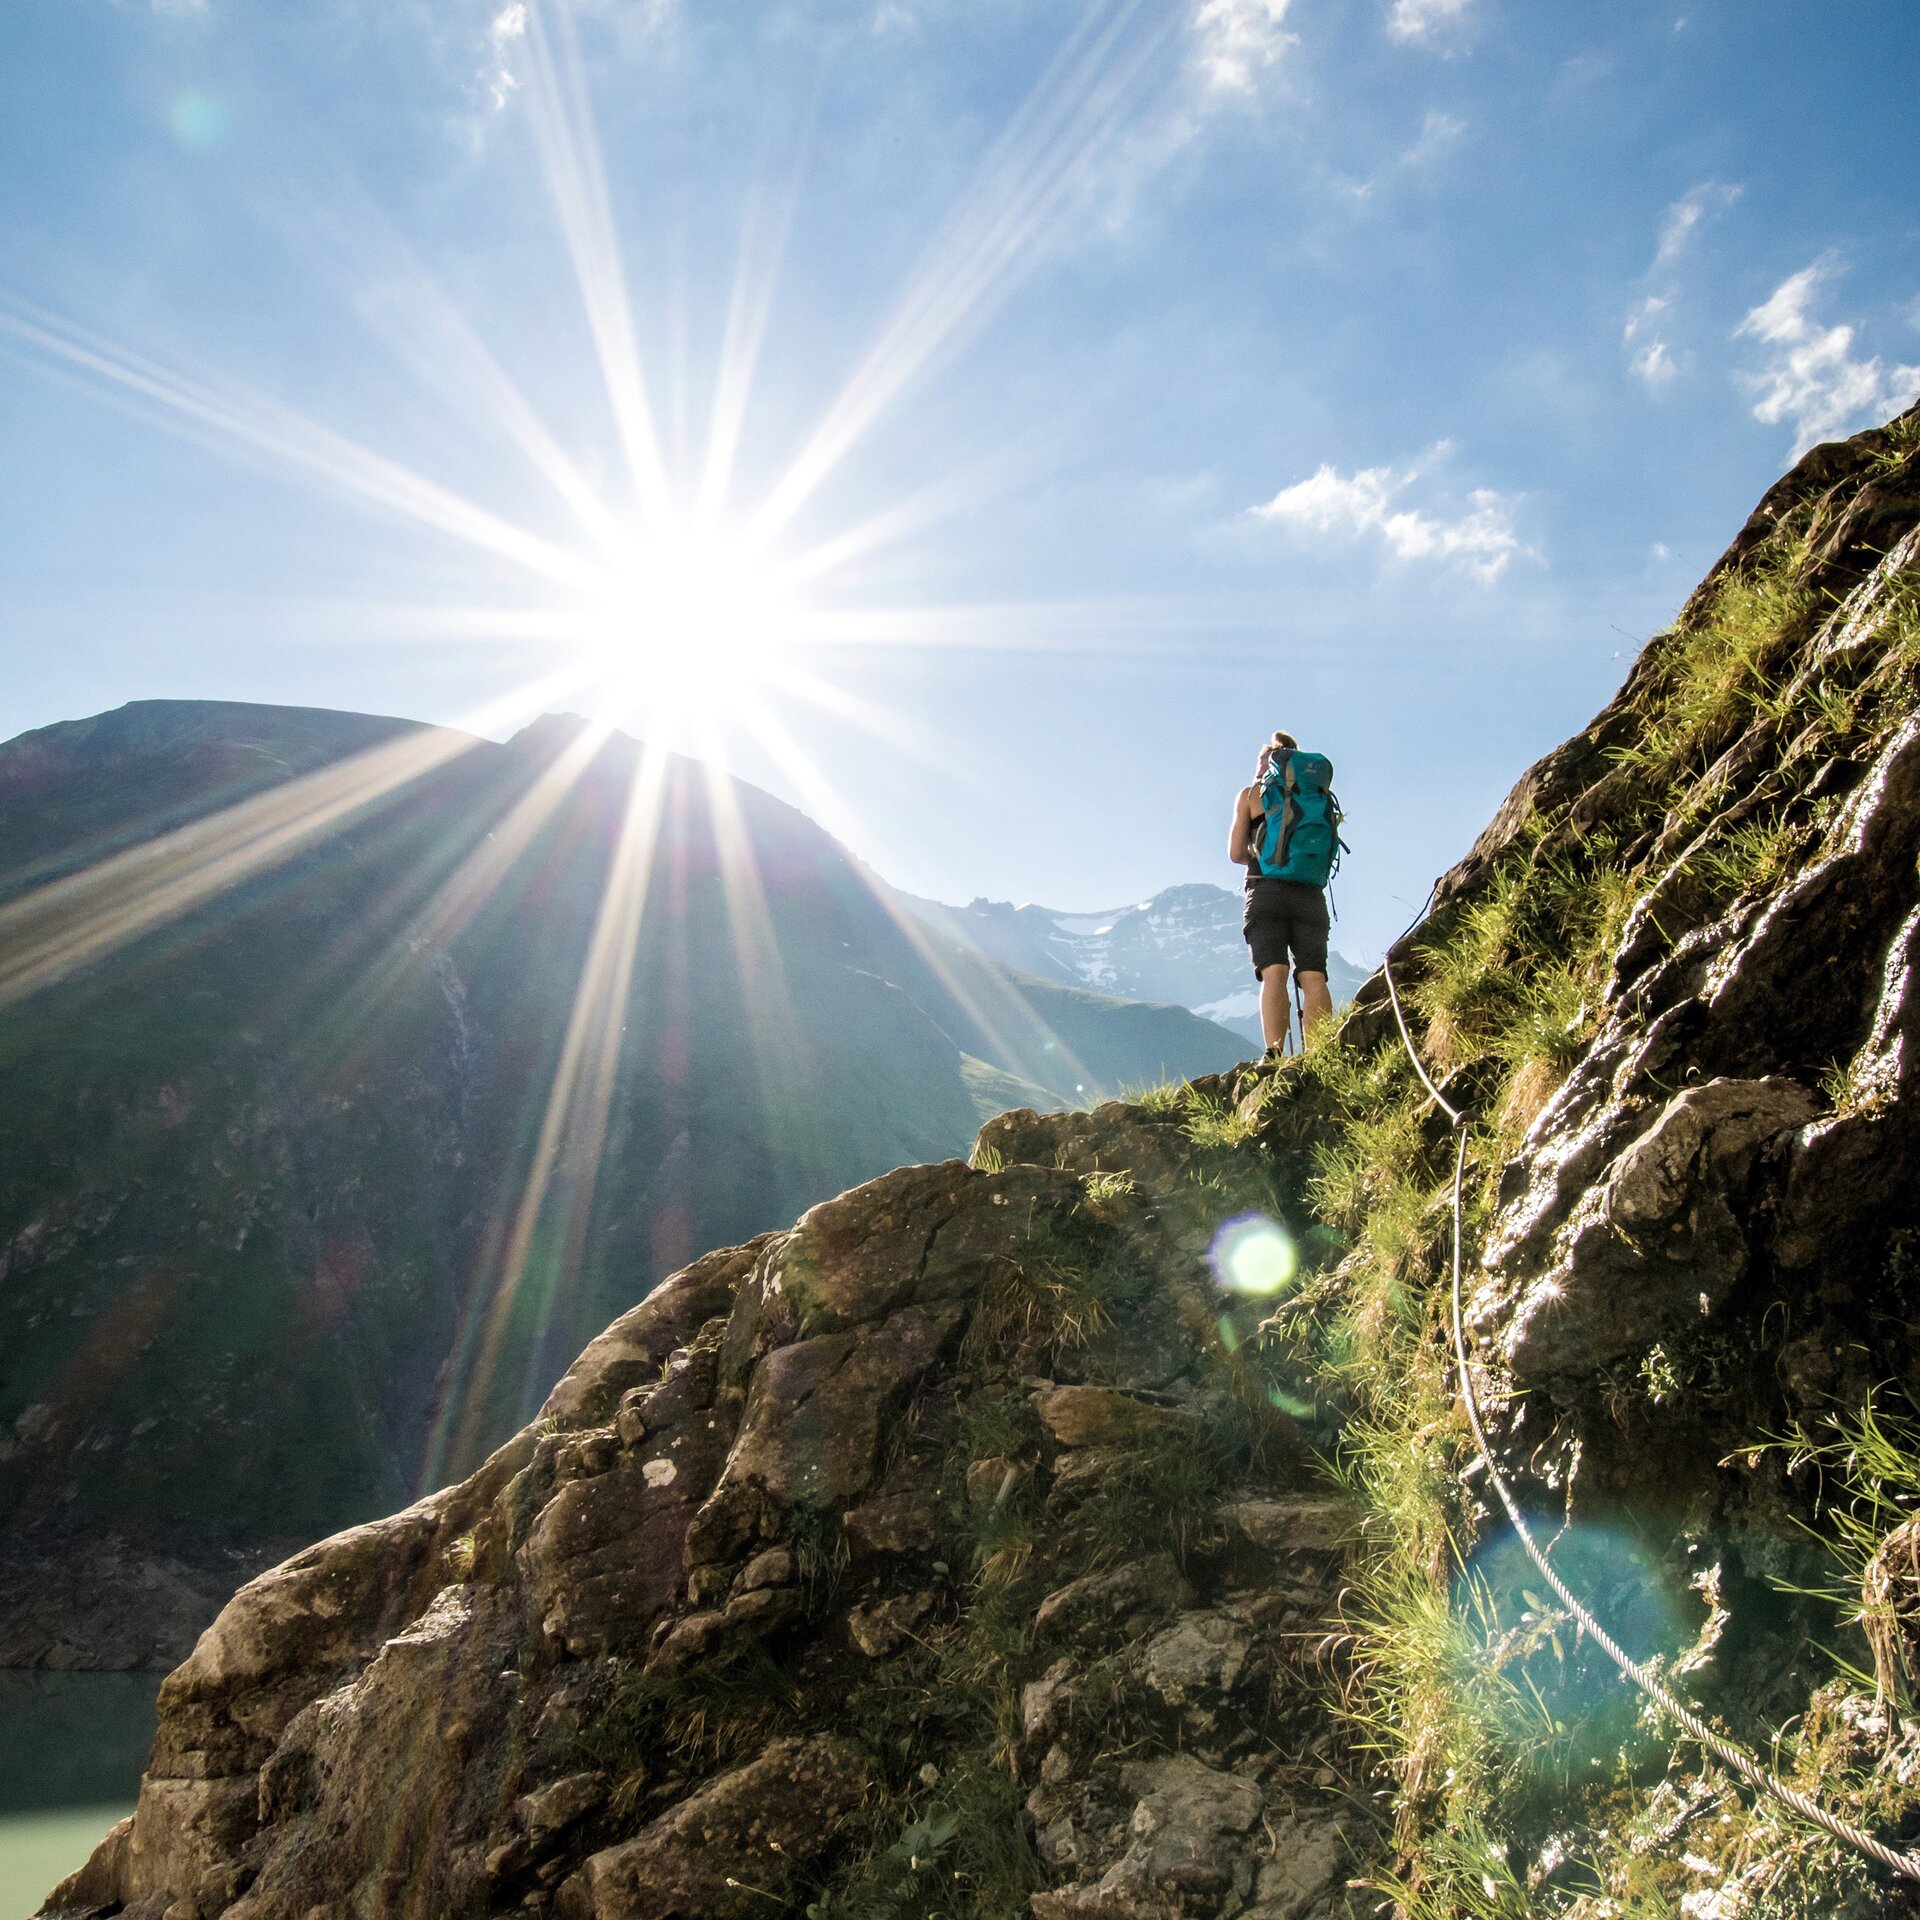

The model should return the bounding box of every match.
[644,1610,730,1676]
[1041,1742,1073,1785]
[515,1770,607,1842]
[735,1548,795,1593]
[722,1586,803,1631]
[487,1838,530,1880]
[917,1762,941,1788]
[685,1564,731,1606]
[965,1456,1023,1505]
[615,1386,652,1447]
[1022,1659,1078,1743]
[843,1489,943,1557]
[847,1590,934,1656]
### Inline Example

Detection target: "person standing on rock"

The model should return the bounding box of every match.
[1229,730,1342,1058]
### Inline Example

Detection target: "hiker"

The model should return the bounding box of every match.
[1229,730,1341,1057]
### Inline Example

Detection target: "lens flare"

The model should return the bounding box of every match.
[168,92,230,152]
[1208,1213,1298,1298]
[1456,1519,1696,1778]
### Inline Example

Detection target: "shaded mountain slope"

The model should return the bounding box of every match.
[47,401,1920,1920]
[0,703,1240,1669]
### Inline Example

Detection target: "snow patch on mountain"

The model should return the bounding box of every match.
[889,881,1368,1050]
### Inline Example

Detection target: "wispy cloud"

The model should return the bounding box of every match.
[1619,183,1739,392]
[1736,261,1920,455]
[1654,180,1739,268]
[1249,449,1525,581]
[1192,0,1296,95]
[1629,339,1677,388]
[484,4,528,112]
[1386,0,1471,46]
[1400,108,1464,168]
[1335,109,1465,202]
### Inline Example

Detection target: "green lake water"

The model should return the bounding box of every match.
[0,1671,161,1916]
[0,1807,132,1919]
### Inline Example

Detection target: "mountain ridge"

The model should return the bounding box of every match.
[0,699,1245,1674]
[887,879,1369,1046]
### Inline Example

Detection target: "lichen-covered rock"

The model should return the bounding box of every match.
[47,1130,1369,1920]
[554,1736,870,1919]
[1031,1755,1262,1919]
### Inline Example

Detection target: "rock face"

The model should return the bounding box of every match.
[45,1109,1365,1920]
[1459,412,1920,1417]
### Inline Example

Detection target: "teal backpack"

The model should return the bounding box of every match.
[1254,749,1345,888]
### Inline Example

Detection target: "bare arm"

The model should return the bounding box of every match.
[1228,786,1258,868]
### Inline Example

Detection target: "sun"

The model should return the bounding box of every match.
[580,518,802,732]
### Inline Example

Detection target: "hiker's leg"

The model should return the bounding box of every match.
[1259,963,1291,1050]
[1297,970,1332,1037]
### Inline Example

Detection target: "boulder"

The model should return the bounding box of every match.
[1495,1076,1817,1381]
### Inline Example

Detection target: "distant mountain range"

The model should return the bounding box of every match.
[890,881,1370,1046]
[0,699,1243,1667]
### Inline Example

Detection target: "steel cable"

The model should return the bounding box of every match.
[1372,909,1920,1885]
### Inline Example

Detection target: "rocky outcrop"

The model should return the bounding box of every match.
[45,1108,1366,1920]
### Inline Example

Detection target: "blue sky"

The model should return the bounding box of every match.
[2,0,1917,962]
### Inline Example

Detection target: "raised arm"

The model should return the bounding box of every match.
[1228,785,1258,868]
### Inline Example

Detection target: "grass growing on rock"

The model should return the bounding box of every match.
[1231,441,1920,1914]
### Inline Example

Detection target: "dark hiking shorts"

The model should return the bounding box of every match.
[1243,878,1330,979]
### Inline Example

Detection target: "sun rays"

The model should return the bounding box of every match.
[2,0,1202,1473]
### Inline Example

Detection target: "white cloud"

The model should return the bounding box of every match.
[483,4,527,112]
[1630,340,1678,388]
[1192,0,1296,95]
[1622,294,1668,343]
[1736,262,1920,455]
[1387,0,1471,45]
[1618,186,1739,393]
[1654,181,1740,268]
[1401,109,1464,168]
[1249,452,1524,582]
